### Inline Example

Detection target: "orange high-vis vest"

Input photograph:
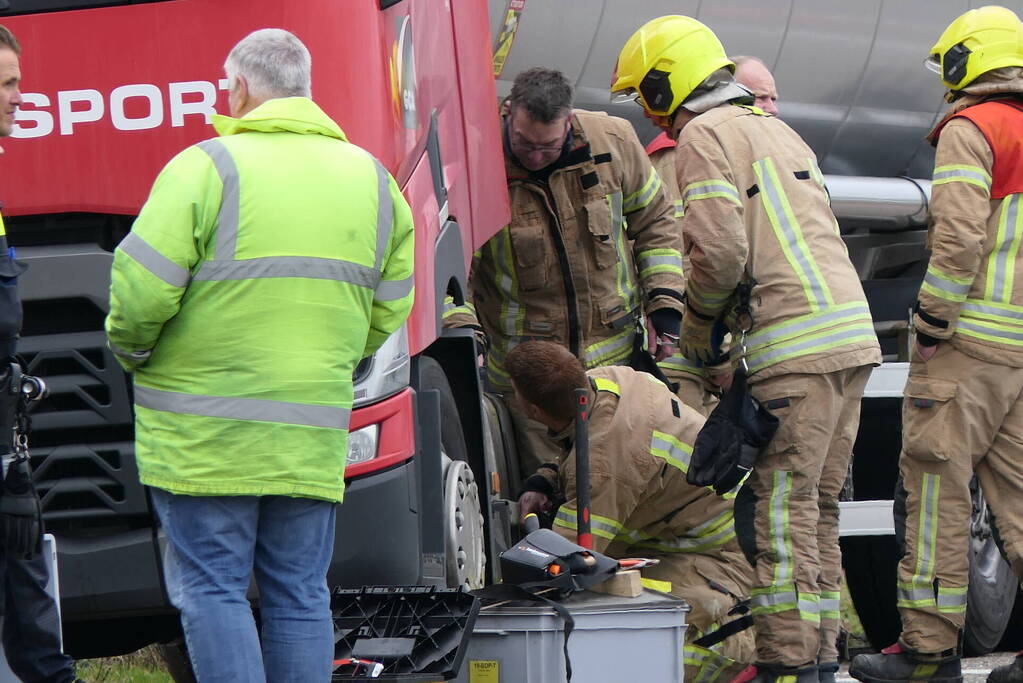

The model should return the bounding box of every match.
[936,99,1023,199]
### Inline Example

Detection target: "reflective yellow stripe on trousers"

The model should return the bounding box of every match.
[897,473,941,610]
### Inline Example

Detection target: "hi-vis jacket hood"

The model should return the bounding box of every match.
[106,96,415,502]
[212,96,348,139]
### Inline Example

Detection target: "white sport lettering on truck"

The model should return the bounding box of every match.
[11,78,230,138]
[110,84,164,131]
[58,89,104,135]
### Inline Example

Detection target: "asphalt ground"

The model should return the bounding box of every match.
[837,652,1019,683]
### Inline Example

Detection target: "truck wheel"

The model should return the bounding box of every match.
[998,588,1023,651]
[963,479,1018,656]
[420,357,486,589]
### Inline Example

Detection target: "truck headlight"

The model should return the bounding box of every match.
[352,328,409,408]
[346,425,379,465]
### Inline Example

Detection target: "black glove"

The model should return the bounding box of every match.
[0,454,43,558]
[648,308,682,340]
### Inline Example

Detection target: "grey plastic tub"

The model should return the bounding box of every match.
[453,588,688,683]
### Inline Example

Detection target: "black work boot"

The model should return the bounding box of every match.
[989,653,1023,683]
[849,644,962,683]
[735,664,819,683]
[819,662,840,683]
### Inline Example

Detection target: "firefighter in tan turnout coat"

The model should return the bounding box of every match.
[446,67,686,475]
[512,341,754,683]
[650,56,783,417]
[613,16,880,683]
[851,7,1023,683]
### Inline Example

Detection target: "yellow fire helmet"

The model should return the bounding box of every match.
[926,5,1023,90]
[611,15,734,117]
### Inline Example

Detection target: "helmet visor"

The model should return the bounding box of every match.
[924,55,942,75]
[610,87,640,104]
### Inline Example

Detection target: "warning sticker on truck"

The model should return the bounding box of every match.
[469,660,499,682]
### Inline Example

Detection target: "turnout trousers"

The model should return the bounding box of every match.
[642,546,756,683]
[736,365,871,667]
[897,343,1023,653]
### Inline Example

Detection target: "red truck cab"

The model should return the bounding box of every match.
[0,0,509,657]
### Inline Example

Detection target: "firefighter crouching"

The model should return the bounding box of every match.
[613,17,880,683]
[851,7,1023,683]
[512,341,754,683]
[453,67,686,476]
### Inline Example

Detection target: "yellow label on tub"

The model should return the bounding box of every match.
[469,660,500,682]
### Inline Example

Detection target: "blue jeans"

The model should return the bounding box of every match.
[150,488,336,683]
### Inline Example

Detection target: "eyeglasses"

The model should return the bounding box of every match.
[508,126,567,153]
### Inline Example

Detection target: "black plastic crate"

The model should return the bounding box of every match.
[331,586,479,682]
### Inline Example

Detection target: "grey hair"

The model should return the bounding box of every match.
[225,28,312,100]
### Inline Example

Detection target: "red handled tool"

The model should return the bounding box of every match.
[574,387,592,550]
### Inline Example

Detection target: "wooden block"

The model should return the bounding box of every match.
[588,569,643,598]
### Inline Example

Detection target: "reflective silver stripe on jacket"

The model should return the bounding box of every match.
[922,269,972,299]
[753,157,831,311]
[194,256,380,286]
[108,340,152,363]
[134,385,351,430]
[958,318,1023,342]
[376,274,414,301]
[194,142,396,293]
[986,194,1022,303]
[746,303,872,349]
[961,300,1023,321]
[197,139,241,260]
[932,166,992,190]
[118,232,191,287]
[374,160,394,272]
[747,324,876,372]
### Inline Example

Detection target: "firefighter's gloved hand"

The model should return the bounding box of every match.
[0,455,43,558]
[648,309,682,362]
[681,307,723,363]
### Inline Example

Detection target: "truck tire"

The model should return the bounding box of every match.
[419,357,486,589]
[962,478,1018,656]
[998,588,1023,651]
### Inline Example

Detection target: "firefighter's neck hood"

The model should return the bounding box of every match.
[680,77,754,115]
[212,96,348,141]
